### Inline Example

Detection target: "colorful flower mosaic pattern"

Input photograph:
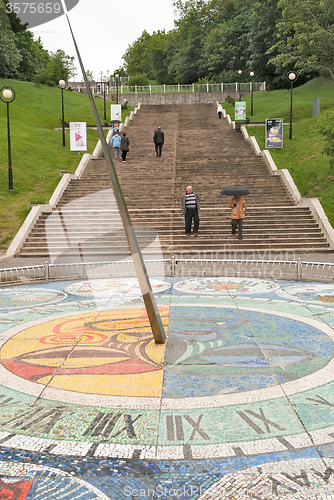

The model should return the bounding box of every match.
[173,277,279,295]
[0,307,168,397]
[64,278,171,298]
[0,287,66,309]
[276,283,334,304]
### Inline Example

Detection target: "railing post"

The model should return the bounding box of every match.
[171,255,176,276]
[192,83,194,93]
[221,82,223,92]
[149,84,152,94]
[164,84,166,93]
[178,84,180,93]
[207,83,209,92]
[45,261,49,281]
[236,82,238,92]
[135,85,137,94]
[297,258,302,279]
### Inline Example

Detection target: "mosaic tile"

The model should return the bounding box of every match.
[0,277,334,499]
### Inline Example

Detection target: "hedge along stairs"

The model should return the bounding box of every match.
[18,103,331,261]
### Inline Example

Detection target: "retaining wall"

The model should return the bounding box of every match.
[119,91,251,106]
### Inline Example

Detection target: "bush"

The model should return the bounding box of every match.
[225,95,235,106]
[127,73,150,86]
[319,110,334,168]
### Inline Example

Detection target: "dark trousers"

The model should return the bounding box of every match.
[155,143,162,157]
[218,112,222,119]
[121,150,128,161]
[185,209,199,234]
[231,218,243,238]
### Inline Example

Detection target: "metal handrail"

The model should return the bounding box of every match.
[0,258,333,286]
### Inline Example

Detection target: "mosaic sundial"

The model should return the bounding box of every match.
[1,278,334,499]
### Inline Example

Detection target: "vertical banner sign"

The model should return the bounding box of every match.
[111,104,122,122]
[265,119,283,148]
[235,102,246,121]
[70,122,87,151]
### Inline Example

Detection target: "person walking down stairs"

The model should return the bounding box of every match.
[229,196,247,240]
[153,126,164,157]
[180,185,200,237]
[121,132,130,162]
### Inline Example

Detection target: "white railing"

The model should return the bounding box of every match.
[0,258,333,286]
[69,82,266,96]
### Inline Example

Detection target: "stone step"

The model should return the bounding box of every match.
[18,103,330,258]
[36,213,319,223]
[18,241,330,257]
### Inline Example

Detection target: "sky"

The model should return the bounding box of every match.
[31,0,177,82]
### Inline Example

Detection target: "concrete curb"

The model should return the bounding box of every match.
[240,125,249,142]
[49,173,77,209]
[262,150,277,174]
[299,198,334,249]
[274,169,302,204]
[249,136,262,155]
[6,205,52,257]
[92,139,102,159]
[74,153,92,179]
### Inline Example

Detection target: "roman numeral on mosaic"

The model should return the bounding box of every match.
[236,408,286,434]
[166,415,210,441]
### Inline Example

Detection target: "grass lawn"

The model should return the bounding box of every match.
[0,79,133,251]
[222,77,334,225]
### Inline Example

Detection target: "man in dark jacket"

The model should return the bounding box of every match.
[153,126,164,157]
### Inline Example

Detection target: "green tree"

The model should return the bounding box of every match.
[268,0,334,80]
[246,0,283,87]
[13,32,49,81]
[34,49,76,86]
[0,1,22,77]
[123,30,152,77]
[170,0,208,83]
[145,30,176,84]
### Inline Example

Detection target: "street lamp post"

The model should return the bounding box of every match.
[0,86,16,190]
[249,71,254,116]
[115,72,119,104]
[286,70,298,140]
[238,70,242,101]
[57,79,68,146]
[102,76,108,125]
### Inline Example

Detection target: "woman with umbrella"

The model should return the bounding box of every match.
[221,187,249,240]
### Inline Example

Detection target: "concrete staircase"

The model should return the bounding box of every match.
[18,104,330,260]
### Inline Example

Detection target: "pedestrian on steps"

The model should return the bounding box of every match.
[153,126,164,157]
[121,132,130,162]
[180,186,200,236]
[229,196,246,239]
[110,132,121,159]
[217,103,223,119]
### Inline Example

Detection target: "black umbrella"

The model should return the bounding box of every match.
[220,187,250,196]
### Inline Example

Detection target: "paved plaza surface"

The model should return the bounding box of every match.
[1,276,334,498]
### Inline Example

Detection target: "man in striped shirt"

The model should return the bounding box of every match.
[180,185,200,236]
